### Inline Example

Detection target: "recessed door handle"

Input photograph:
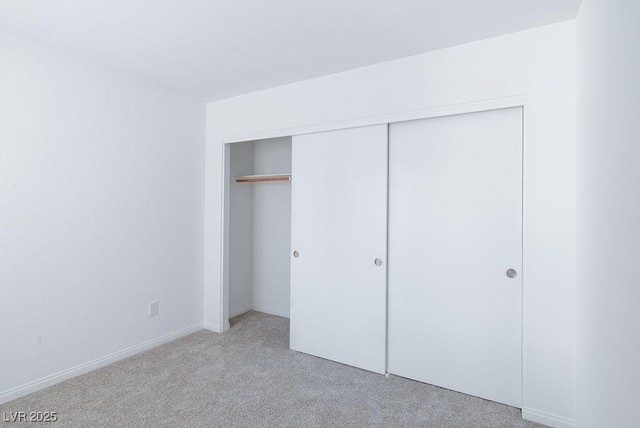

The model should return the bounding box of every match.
[506,269,517,278]
[293,250,299,258]
[374,258,383,266]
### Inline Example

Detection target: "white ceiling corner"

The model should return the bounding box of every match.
[0,0,581,101]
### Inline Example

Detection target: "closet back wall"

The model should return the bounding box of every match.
[228,138,291,319]
[206,21,575,427]
[251,138,291,318]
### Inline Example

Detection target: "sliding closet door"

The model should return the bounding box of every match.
[290,125,387,374]
[388,108,523,407]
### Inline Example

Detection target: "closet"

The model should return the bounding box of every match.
[228,137,292,319]
[225,107,523,407]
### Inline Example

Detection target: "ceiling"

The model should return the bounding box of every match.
[0,0,581,102]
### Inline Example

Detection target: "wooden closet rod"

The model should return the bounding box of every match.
[235,173,292,183]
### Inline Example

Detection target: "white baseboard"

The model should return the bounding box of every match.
[251,304,290,319]
[203,321,223,333]
[0,323,202,405]
[522,408,575,428]
[229,305,252,319]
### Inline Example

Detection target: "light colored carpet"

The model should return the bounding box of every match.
[1,311,544,427]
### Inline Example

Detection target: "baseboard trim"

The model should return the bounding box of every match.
[203,321,223,333]
[251,304,290,319]
[229,305,252,319]
[0,323,202,405]
[522,408,575,428]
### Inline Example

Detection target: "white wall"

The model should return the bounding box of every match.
[206,21,576,426]
[252,138,291,318]
[576,1,640,426]
[228,142,254,317]
[0,30,205,402]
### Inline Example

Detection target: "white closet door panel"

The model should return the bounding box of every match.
[290,125,387,374]
[388,108,523,407]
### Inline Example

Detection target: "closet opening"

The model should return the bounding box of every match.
[224,137,292,327]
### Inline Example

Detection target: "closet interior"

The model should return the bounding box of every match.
[228,137,292,319]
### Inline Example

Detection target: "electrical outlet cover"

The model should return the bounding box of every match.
[149,301,159,317]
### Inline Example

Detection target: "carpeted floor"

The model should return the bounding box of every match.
[1,311,544,427]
